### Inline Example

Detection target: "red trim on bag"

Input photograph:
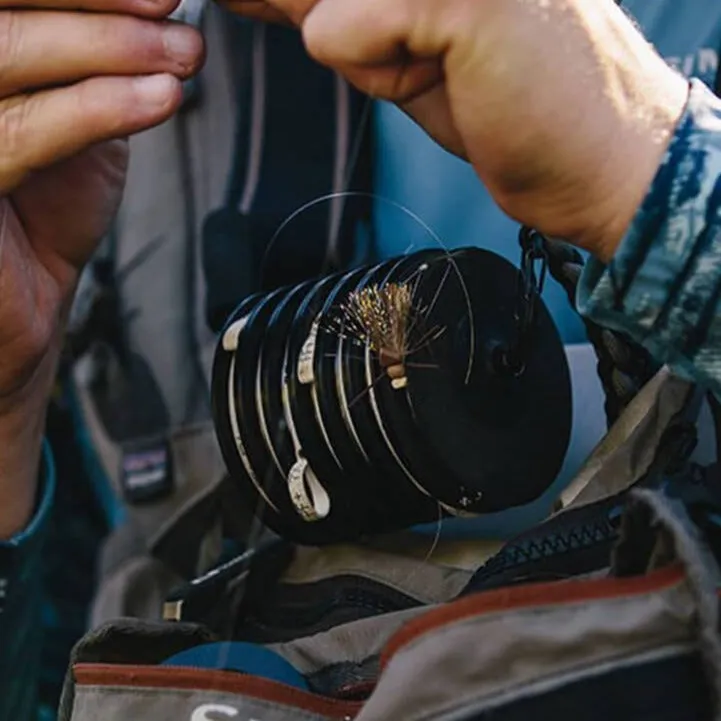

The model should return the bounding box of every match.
[381,564,686,669]
[334,680,376,701]
[74,664,361,719]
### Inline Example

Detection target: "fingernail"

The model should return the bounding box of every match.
[162,24,202,67]
[133,74,178,107]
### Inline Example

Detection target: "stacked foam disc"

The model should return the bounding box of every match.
[211,247,572,545]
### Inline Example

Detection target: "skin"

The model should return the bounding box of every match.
[0,0,205,538]
[0,0,690,537]
[224,0,689,260]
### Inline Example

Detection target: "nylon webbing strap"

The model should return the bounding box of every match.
[541,238,658,427]
[203,20,374,331]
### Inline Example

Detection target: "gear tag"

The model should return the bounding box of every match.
[121,440,174,504]
[297,317,320,385]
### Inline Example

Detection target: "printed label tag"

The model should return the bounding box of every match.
[121,440,173,504]
[297,318,320,385]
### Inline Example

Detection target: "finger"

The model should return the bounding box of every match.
[400,85,467,159]
[219,0,292,25]
[0,12,203,97]
[0,0,183,20]
[300,0,437,69]
[337,58,442,103]
[0,73,182,192]
[338,61,465,155]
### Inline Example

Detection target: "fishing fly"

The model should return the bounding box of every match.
[321,276,447,395]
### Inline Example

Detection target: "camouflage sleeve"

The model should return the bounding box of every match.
[578,78,721,395]
[0,441,55,721]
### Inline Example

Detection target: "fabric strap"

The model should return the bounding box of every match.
[202,20,375,332]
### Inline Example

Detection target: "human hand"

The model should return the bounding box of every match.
[224,0,688,263]
[0,0,204,536]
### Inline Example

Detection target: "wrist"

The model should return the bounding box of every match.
[580,58,690,264]
[0,342,60,539]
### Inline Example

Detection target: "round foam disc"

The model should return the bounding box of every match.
[401,247,572,513]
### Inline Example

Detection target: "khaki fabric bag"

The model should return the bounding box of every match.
[59,487,721,721]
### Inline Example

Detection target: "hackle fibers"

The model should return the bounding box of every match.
[325,282,416,388]
[343,283,413,360]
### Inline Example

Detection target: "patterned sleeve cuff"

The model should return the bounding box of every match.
[0,440,56,611]
[0,441,55,720]
[577,78,721,392]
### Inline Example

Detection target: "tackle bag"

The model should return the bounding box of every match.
[58,484,721,721]
[58,228,720,720]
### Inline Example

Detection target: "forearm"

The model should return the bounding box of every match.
[578,79,721,395]
[0,338,60,540]
[0,339,58,721]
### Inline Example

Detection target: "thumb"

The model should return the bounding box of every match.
[280,0,448,104]
[295,0,447,67]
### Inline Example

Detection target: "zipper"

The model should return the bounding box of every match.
[468,497,624,590]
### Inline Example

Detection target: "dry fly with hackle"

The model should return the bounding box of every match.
[322,279,446,396]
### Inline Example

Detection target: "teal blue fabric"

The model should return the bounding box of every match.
[36,391,108,719]
[0,442,55,721]
[162,642,310,689]
[373,0,721,343]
